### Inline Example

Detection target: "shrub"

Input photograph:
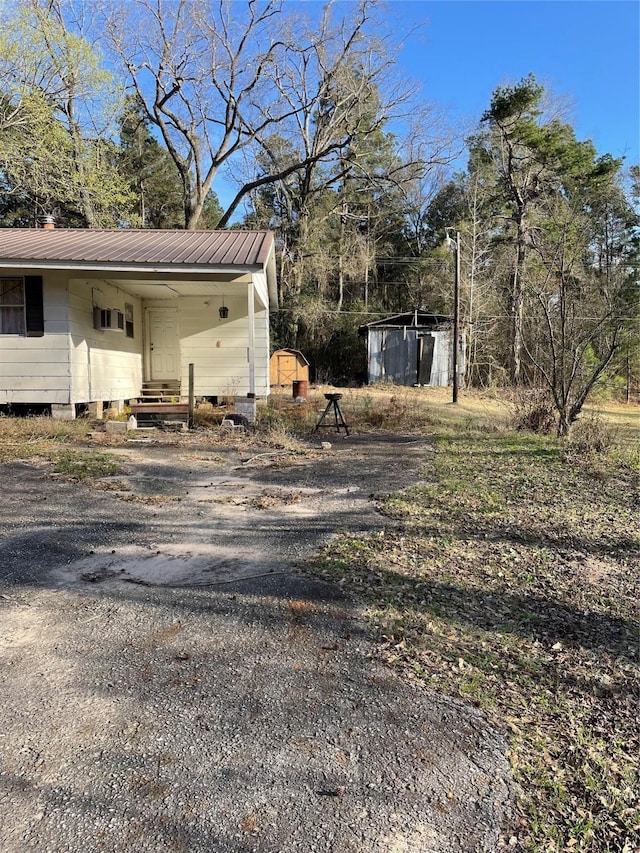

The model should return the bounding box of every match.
[567,412,618,455]
[511,390,556,434]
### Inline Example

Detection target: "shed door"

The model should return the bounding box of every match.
[383,329,418,385]
[147,308,179,380]
[418,334,435,385]
[277,352,298,384]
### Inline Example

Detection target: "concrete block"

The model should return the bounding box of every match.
[51,404,76,421]
[86,401,104,419]
[235,397,257,424]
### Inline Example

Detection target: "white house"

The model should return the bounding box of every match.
[0,228,277,418]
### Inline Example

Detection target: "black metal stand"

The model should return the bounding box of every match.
[313,393,350,436]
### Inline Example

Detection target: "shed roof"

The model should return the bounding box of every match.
[270,348,310,366]
[0,229,274,269]
[359,311,452,333]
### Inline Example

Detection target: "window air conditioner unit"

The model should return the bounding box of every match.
[94,307,125,331]
[112,308,125,331]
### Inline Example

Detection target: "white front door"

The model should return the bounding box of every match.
[147,308,179,380]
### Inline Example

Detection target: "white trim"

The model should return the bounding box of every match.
[247,281,256,397]
[0,260,265,277]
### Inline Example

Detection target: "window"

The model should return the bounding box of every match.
[0,276,44,336]
[125,302,134,338]
[0,278,25,334]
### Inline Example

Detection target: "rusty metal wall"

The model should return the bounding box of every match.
[367,328,462,387]
[429,332,452,386]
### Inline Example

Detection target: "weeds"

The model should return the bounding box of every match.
[53,450,123,480]
[511,389,557,434]
[567,412,618,455]
[0,416,91,462]
[304,427,640,851]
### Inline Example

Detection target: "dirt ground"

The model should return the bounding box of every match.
[0,431,517,852]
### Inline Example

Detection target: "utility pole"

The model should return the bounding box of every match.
[452,231,461,403]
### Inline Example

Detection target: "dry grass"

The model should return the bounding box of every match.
[0,416,92,462]
[263,384,512,435]
[1,389,636,468]
[303,399,640,852]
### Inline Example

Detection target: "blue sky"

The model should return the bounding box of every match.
[381,0,639,166]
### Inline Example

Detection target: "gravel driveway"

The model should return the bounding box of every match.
[0,432,515,852]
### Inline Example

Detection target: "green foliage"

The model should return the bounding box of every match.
[0,89,75,221]
[298,303,368,384]
[53,450,123,480]
[0,2,138,226]
[482,73,543,124]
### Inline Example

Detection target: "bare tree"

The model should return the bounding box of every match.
[107,0,432,230]
[523,192,633,436]
[108,0,290,228]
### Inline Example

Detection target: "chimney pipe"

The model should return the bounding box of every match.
[41,215,55,230]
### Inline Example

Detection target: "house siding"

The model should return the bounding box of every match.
[252,269,270,311]
[68,279,143,403]
[151,293,270,398]
[0,269,71,404]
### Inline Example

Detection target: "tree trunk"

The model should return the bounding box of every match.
[336,197,347,312]
[509,224,527,385]
[68,119,96,227]
[186,185,207,230]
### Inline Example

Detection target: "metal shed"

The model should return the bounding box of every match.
[270,348,310,386]
[359,311,465,388]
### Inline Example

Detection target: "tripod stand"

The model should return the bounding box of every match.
[313,393,350,436]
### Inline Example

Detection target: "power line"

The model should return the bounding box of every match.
[275,307,639,321]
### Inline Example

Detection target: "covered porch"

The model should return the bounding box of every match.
[0,229,277,420]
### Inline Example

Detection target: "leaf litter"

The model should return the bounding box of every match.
[305,430,639,852]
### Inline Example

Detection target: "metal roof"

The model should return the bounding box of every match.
[0,229,274,269]
[359,311,452,331]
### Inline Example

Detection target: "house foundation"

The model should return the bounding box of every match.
[51,403,76,420]
[86,400,104,419]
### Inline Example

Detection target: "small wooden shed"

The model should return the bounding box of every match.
[270,348,310,386]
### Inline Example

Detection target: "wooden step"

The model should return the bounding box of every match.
[130,403,189,414]
[130,401,189,428]
[139,380,181,403]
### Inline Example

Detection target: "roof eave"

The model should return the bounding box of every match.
[0,258,265,277]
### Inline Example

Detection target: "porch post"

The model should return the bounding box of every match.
[247,280,256,396]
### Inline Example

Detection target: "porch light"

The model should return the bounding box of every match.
[219,298,229,319]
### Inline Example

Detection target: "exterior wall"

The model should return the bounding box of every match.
[68,279,143,404]
[146,289,270,398]
[1,268,272,406]
[429,332,454,387]
[0,269,71,404]
[252,269,270,311]
[367,328,462,387]
[270,350,309,385]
